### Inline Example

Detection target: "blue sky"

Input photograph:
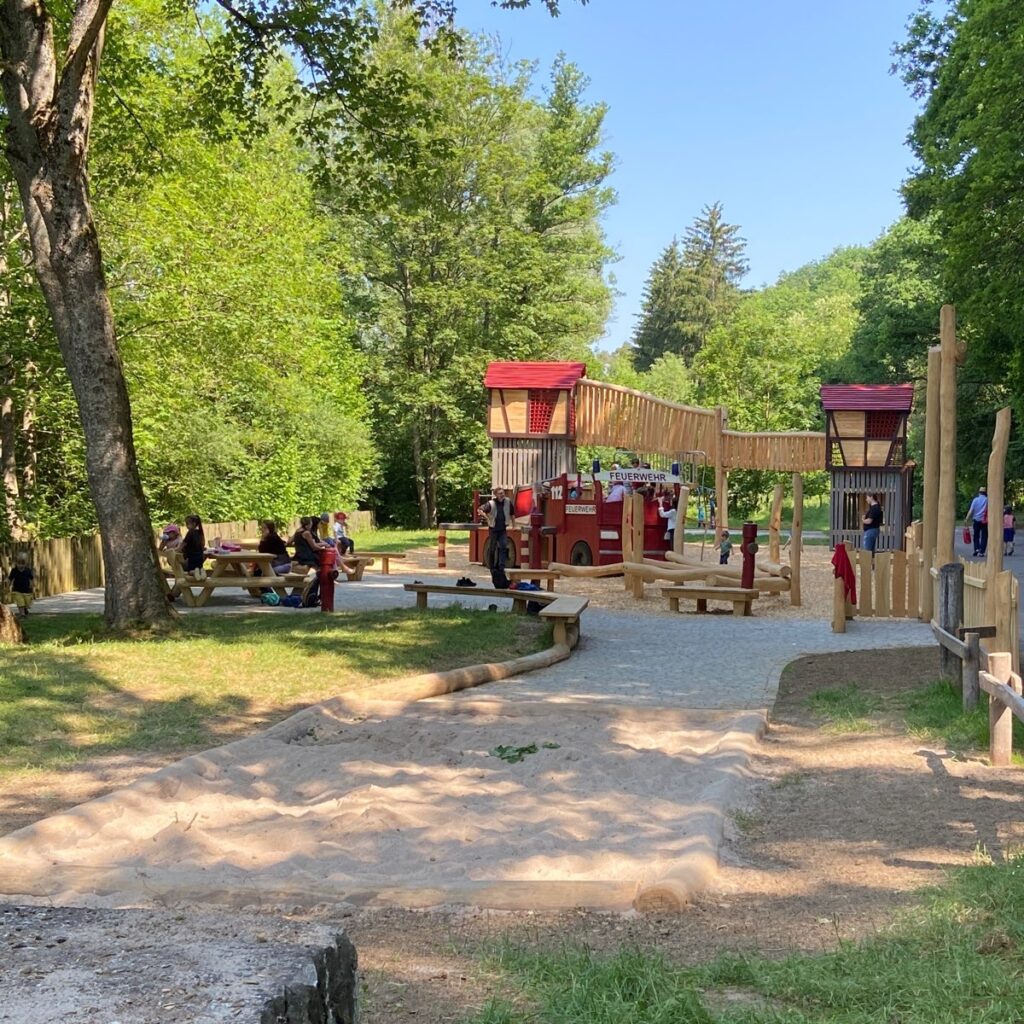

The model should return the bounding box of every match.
[456,0,923,352]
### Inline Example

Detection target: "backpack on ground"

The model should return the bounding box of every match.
[302,577,321,608]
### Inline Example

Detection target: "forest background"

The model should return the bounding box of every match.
[1,0,1020,539]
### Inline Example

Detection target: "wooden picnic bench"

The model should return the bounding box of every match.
[403,581,558,614]
[353,551,406,575]
[505,568,560,592]
[163,550,288,607]
[662,585,759,617]
[539,595,589,645]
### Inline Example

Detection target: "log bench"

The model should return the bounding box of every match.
[662,585,759,617]
[354,551,406,575]
[505,568,560,592]
[403,581,559,614]
[538,595,589,645]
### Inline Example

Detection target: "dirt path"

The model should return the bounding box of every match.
[339,644,1024,1022]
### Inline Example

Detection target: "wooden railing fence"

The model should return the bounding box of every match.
[1,511,376,600]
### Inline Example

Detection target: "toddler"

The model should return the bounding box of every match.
[718,529,732,566]
[7,551,34,617]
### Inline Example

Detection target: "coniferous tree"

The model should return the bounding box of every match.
[632,240,688,370]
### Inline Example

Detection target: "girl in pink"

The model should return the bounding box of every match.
[1003,506,1016,557]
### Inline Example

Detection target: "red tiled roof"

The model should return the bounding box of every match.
[820,384,914,411]
[484,361,587,390]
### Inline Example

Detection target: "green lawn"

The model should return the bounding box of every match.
[354,528,470,553]
[752,498,830,533]
[470,855,1024,1023]
[0,608,543,777]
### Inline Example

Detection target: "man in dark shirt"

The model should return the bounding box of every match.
[862,494,883,554]
[480,487,514,572]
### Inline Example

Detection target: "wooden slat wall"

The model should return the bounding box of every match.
[574,379,825,471]
[491,438,574,489]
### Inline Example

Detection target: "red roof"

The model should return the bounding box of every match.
[484,361,587,390]
[820,384,914,412]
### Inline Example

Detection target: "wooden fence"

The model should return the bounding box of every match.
[0,511,376,600]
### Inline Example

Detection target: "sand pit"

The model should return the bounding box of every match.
[0,691,763,913]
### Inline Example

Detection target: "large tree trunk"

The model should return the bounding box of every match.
[0,355,18,535]
[0,602,24,644]
[410,422,431,528]
[0,0,175,629]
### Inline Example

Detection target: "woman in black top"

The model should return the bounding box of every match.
[257,520,292,574]
[180,515,206,575]
[291,516,325,567]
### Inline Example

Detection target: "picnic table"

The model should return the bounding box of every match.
[163,550,288,607]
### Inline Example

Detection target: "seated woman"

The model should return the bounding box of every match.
[255,520,292,578]
[290,516,326,571]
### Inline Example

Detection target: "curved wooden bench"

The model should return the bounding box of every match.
[661,585,759,617]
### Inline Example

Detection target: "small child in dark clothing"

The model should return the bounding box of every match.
[8,551,34,616]
[718,529,733,566]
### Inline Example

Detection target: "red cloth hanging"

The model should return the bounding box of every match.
[831,542,857,606]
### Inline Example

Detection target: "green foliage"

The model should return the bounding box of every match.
[335,23,615,525]
[632,204,748,370]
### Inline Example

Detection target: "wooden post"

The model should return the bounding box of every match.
[674,485,690,556]
[874,551,892,617]
[921,346,941,622]
[790,473,803,607]
[985,407,1012,584]
[714,406,729,544]
[937,562,964,680]
[621,499,633,590]
[962,630,980,713]
[988,652,1013,767]
[857,548,873,616]
[768,483,784,564]
[832,576,847,633]
[936,307,958,567]
[906,526,919,618]
[633,493,645,598]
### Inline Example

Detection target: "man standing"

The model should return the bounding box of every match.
[480,486,514,573]
[966,486,989,557]
[862,493,883,554]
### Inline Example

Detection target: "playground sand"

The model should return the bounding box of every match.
[0,693,764,911]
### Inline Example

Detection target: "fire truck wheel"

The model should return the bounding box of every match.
[569,540,593,567]
[483,537,518,570]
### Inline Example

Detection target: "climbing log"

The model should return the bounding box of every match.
[790,473,803,607]
[768,483,784,563]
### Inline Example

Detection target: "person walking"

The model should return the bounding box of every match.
[1003,506,1016,557]
[862,494,882,554]
[965,486,989,557]
[479,486,514,574]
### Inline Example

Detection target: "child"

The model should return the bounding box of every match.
[333,511,355,555]
[718,529,732,566]
[658,497,677,548]
[1004,506,1016,557]
[180,514,207,579]
[7,551,34,617]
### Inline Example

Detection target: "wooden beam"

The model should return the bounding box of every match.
[985,408,1012,627]
[891,549,907,617]
[857,548,873,617]
[936,308,958,566]
[937,562,964,680]
[984,652,1015,767]
[768,483,784,564]
[674,485,689,556]
[963,630,981,713]
[790,473,803,607]
[832,576,847,633]
[921,346,941,619]
[875,551,892,617]
[714,406,729,543]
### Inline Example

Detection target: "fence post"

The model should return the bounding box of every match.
[937,563,964,680]
[988,652,1014,767]
[832,576,847,634]
[962,630,980,713]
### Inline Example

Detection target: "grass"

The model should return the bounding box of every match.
[752,498,830,534]
[467,855,1024,1023]
[0,608,543,776]
[805,678,1024,757]
[355,528,470,553]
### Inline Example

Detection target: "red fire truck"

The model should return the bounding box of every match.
[470,468,682,568]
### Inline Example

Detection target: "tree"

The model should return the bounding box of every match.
[631,202,747,369]
[0,0,584,627]
[338,29,613,526]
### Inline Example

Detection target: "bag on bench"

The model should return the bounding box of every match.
[490,565,511,590]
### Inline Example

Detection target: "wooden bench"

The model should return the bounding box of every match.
[662,585,759,617]
[539,595,589,645]
[403,582,558,614]
[506,568,560,592]
[354,551,406,575]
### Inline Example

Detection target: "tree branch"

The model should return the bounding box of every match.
[60,0,114,98]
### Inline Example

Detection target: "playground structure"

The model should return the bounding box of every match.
[466,361,820,607]
[821,383,915,552]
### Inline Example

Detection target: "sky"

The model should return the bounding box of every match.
[455,0,924,352]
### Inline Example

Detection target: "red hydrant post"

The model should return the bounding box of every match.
[741,521,758,591]
[529,501,544,569]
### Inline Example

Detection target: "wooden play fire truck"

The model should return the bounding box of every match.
[469,362,681,567]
